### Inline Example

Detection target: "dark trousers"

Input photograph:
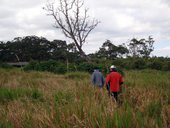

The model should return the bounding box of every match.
[111,92,118,102]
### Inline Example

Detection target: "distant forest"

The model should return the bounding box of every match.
[0,35,170,72]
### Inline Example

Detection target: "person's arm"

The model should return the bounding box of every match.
[105,74,110,89]
[106,74,111,84]
[91,73,95,85]
[101,74,105,86]
[119,76,123,85]
[119,75,124,93]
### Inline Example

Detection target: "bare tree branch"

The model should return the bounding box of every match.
[44,0,100,60]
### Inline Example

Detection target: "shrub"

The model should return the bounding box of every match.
[67,63,78,72]
[23,60,38,71]
[24,60,67,74]
[0,62,13,69]
[131,59,147,69]
[162,61,170,71]
[77,63,95,72]
[77,62,96,73]
[148,60,163,70]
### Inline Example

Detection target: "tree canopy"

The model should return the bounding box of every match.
[0,36,81,62]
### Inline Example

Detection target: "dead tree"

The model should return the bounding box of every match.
[44,0,100,61]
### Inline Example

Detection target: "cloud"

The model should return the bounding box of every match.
[162,0,170,5]
[0,0,170,57]
[0,0,44,9]
[0,1,58,41]
[153,46,170,57]
[157,47,170,51]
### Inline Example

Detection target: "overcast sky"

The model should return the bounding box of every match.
[0,0,170,57]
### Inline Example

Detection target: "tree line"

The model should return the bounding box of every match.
[0,35,170,73]
[0,36,82,63]
[0,35,155,62]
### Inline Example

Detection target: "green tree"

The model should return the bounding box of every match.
[14,36,51,61]
[128,38,144,58]
[97,40,128,59]
[141,36,154,58]
[128,36,154,58]
[50,40,68,61]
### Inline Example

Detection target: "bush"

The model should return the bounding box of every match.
[131,59,147,69]
[23,60,38,71]
[66,63,76,72]
[24,60,67,74]
[77,62,97,73]
[148,60,163,70]
[162,61,170,71]
[0,62,13,69]
[112,59,125,68]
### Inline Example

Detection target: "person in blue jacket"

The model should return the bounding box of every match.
[91,67,105,98]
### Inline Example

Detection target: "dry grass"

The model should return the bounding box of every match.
[0,68,169,128]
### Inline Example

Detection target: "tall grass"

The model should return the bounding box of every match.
[0,87,43,103]
[0,68,169,127]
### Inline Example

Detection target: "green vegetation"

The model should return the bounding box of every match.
[0,68,169,128]
[65,71,90,79]
[0,87,43,103]
[0,63,13,69]
[1,35,170,74]
[23,60,67,74]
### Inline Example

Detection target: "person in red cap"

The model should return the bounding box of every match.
[105,65,124,102]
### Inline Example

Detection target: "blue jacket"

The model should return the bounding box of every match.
[91,70,105,87]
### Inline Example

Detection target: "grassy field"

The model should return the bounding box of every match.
[0,68,169,128]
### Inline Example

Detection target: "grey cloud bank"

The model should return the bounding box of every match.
[0,0,170,57]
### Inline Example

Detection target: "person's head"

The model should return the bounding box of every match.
[94,66,100,72]
[110,65,117,72]
[94,68,99,72]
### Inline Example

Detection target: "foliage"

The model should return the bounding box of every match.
[77,62,97,73]
[1,35,170,72]
[111,57,170,71]
[148,59,163,70]
[130,58,147,69]
[96,40,128,59]
[24,60,67,74]
[0,62,13,69]
[0,36,81,63]
[162,61,170,71]
[127,36,154,58]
